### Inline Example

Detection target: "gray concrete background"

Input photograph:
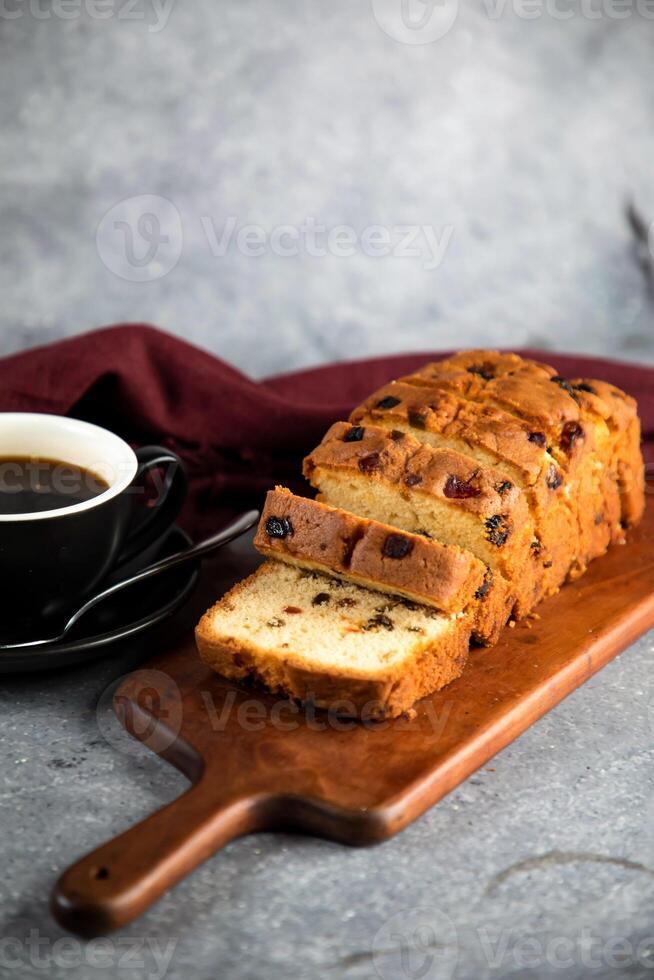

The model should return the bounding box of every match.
[1,2,654,374]
[1,536,653,980]
[1,3,654,979]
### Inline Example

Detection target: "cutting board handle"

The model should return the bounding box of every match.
[51,778,262,936]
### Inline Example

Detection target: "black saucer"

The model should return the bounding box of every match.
[0,526,199,673]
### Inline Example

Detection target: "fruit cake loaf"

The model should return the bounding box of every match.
[197,350,645,721]
[253,487,512,645]
[350,381,577,595]
[195,561,473,719]
[303,421,540,619]
[402,351,629,577]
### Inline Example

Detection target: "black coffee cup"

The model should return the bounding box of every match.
[0,413,187,631]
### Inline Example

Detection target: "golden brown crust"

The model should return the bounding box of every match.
[405,353,581,443]
[304,421,531,526]
[404,350,642,528]
[351,381,552,485]
[394,351,642,575]
[350,378,580,595]
[254,487,510,644]
[303,421,540,619]
[570,377,644,528]
[195,564,473,719]
[255,487,486,613]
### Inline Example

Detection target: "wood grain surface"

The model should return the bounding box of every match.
[52,491,654,936]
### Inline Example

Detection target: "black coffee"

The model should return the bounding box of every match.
[0,457,109,515]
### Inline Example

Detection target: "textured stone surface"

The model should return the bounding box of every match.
[1,4,653,979]
[0,596,654,980]
[1,3,654,375]
[1,535,653,980]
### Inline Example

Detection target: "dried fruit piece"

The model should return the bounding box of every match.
[389,429,405,441]
[560,421,584,452]
[382,534,414,559]
[358,452,381,474]
[265,516,294,539]
[468,363,495,380]
[337,597,357,608]
[312,592,331,606]
[485,514,510,547]
[573,382,597,394]
[443,475,481,499]
[474,567,493,600]
[376,395,401,409]
[528,431,547,447]
[495,480,513,496]
[344,425,365,443]
[551,376,579,402]
[363,614,394,631]
[405,473,423,487]
[546,464,563,490]
[408,409,427,429]
[283,606,302,614]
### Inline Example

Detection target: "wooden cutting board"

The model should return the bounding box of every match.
[52,492,654,936]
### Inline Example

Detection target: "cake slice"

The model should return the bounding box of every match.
[253,487,511,644]
[303,421,540,619]
[195,561,472,719]
[350,380,577,595]
[402,351,629,576]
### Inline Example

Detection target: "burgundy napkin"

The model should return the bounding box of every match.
[1,324,652,537]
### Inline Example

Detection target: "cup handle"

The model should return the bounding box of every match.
[117,447,188,565]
